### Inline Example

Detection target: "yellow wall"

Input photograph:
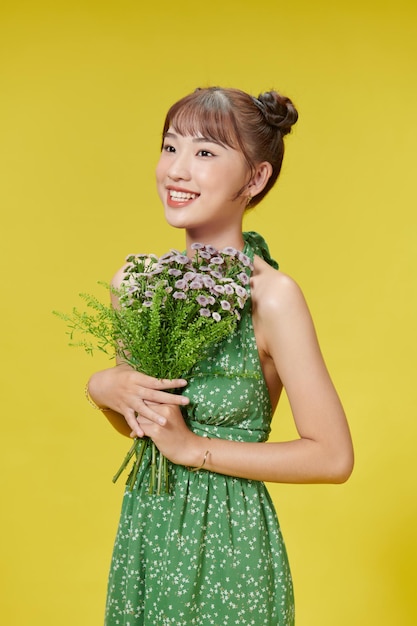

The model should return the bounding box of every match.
[1,1,416,624]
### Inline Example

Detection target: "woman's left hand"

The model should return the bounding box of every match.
[135,403,199,467]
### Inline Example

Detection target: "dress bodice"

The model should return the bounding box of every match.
[182,231,278,444]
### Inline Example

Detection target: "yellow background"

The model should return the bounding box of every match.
[1,1,416,624]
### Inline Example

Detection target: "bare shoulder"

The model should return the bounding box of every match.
[251,254,325,397]
[251,255,308,320]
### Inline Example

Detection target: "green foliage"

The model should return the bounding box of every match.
[54,243,253,493]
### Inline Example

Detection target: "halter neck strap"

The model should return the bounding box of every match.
[243,231,279,270]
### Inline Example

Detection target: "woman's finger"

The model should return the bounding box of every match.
[134,399,168,425]
[122,407,144,437]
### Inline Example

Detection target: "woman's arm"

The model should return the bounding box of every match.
[136,267,354,484]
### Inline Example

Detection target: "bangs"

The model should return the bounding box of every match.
[162,89,241,150]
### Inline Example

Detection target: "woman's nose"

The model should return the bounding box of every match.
[167,153,191,181]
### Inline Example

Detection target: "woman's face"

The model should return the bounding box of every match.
[156,128,251,239]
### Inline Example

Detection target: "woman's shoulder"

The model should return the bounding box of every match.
[251,254,308,319]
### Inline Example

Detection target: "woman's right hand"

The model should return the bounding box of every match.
[87,363,190,437]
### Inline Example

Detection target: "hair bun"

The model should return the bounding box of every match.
[255,91,298,136]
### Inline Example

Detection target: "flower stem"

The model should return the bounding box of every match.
[112,438,139,484]
[164,456,169,494]
[127,438,148,491]
[149,442,157,494]
[157,451,164,495]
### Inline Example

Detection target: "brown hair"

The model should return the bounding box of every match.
[161,86,298,208]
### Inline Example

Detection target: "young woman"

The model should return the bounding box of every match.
[88,87,354,626]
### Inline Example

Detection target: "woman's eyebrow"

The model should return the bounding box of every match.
[192,136,224,147]
[163,131,224,147]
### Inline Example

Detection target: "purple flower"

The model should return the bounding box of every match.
[173,291,187,300]
[199,250,211,260]
[223,284,234,295]
[213,284,225,294]
[144,290,154,297]
[210,256,224,265]
[237,252,252,267]
[168,268,182,277]
[199,308,211,317]
[206,245,217,255]
[183,271,196,281]
[237,271,250,285]
[221,246,238,256]
[210,270,223,279]
[212,312,221,322]
[207,296,215,305]
[234,285,247,298]
[175,279,188,290]
[202,276,215,288]
[191,242,204,250]
[158,249,179,260]
[190,279,204,289]
[158,256,175,265]
[220,300,231,311]
[196,295,209,306]
[174,254,190,265]
[143,301,153,307]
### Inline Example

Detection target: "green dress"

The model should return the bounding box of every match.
[105,232,295,626]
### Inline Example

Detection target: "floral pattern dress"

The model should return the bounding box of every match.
[105,232,295,626]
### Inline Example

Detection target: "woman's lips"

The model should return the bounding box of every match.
[167,188,199,207]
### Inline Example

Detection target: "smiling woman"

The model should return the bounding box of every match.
[87,86,353,626]
[156,130,254,240]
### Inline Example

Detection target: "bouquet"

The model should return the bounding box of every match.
[55,242,253,494]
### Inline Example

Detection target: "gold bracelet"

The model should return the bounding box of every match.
[188,449,210,472]
[85,384,110,411]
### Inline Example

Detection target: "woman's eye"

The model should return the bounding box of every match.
[163,144,176,153]
[198,149,214,157]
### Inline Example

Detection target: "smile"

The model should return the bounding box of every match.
[169,190,198,201]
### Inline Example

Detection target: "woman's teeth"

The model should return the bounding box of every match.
[169,190,197,201]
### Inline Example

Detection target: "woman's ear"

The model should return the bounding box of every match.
[247,161,273,199]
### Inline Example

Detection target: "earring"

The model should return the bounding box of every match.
[246,196,252,207]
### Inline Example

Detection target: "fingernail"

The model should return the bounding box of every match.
[159,417,166,425]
